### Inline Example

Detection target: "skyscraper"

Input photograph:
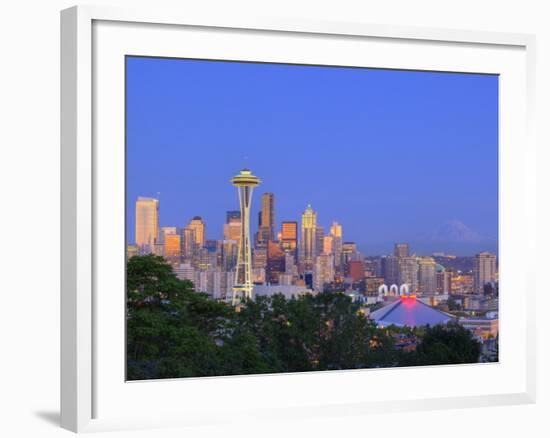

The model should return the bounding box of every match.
[473,252,497,294]
[323,234,334,255]
[417,256,437,294]
[397,256,418,292]
[313,253,334,292]
[260,193,275,241]
[329,221,343,268]
[164,234,181,261]
[300,204,317,272]
[266,240,285,284]
[281,221,298,258]
[226,210,241,223]
[223,213,241,244]
[231,168,261,304]
[342,241,357,275]
[380,255,400,286]
[394,243,409,258]
[436,265,452,294]
[188,216,206,247]
[135,197,159,253]
[315,226,325,257]
[180,227,196,262]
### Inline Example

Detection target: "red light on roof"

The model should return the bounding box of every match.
[401,295,417,300]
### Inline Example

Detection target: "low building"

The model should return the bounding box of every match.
[458,316,498,341]
[252,284,315,300]
[369,296,454,328]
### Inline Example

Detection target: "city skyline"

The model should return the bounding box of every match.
[126,56,499,256]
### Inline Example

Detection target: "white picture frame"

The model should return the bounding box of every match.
[61,4,537,433]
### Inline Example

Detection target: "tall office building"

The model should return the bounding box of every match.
[180,227,196,262]
[188,216,206,247]
[159,226,177,244]
[300,204,317,272]
[221,240,238,271]
[329,221,343,268]
[223,214,241,245]
[226,210,241,223]
[315,226,325,257]
[394,243,409,258]
[281,221,298,256]
[417,256,437,294]
[164,234,181,261]
[266,240,285,284]
[398,256,419,292]
[380,255,400,285]
[313,253,334,292]
[436,265,452,294]
[135,197,159,253]
[473,252,497,294]
[323,234,334,255]
[342,241,357,274]
[349,260,365,282]
[260,193,275,241]
[231,168,261,304]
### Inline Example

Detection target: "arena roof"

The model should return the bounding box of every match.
[370,297,454,328]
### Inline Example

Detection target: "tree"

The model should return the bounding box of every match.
[399,322,481,366]
[127,255,237,379]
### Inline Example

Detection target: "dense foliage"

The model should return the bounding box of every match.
[127,255,480,380]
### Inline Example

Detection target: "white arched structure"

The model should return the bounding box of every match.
[399,284,410,296]
[389,284,399,296]
[378,284,388,298]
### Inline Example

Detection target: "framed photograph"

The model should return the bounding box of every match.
[61,5,536,433]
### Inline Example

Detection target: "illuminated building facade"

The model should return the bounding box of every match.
[329,221,343,268]
[394,243,409,258]
[281,221,298,257]
[473,252,497,294]
[135,197,159,254]
[300,204,317,272]
[417,256,437,294]
[188,216,206,247]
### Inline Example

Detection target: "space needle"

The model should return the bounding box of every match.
[231,168,261,305]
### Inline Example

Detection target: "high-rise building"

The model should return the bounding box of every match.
[473,252,497,294]
[323,234,334,255]
[394,243,409,258]
[313,253,334,292]
[418,256,437,294]
[221,240,238,271]
[231,168,261,304]
[349,260,365,283]
[180,227,196,262]
[436,265,452,294]
[135,197,159,253]
[164,234,181,261]
[398,256,419,292]
[342,241,357,274]
[188,216,206,247]
[281,221,298,256]
[315,226,325,256]
[329,222,343,268]
[300,204,317,272]
[223,216,241,245]
[266,240,285,284]
[260,193,275,241]
[226,210,241,223]
[380,255,400,285]
[159,226,177,244]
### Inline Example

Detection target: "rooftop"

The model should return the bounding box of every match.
[370,296,454,328]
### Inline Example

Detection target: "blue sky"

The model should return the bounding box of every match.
[126,56,498,255]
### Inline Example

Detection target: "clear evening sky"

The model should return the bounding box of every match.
[126,56,498,255]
